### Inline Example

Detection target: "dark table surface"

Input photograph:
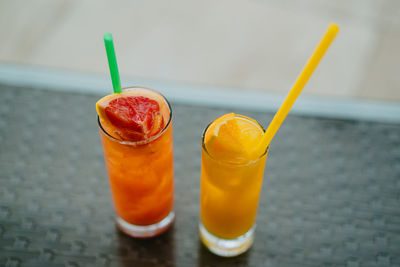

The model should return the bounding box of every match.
[0,84,400,267]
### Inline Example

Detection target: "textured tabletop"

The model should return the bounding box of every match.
[0,85,399,267]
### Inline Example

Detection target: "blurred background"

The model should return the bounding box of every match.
[0,0,399,102]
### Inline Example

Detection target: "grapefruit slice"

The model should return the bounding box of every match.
[96,91,165,142]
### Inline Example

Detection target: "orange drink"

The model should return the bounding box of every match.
[199,113,268,256]
[97,86,174,238]
[199,24,340,257]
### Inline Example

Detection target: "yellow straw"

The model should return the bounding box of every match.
[257,24,339,152]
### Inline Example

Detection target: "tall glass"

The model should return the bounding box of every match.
[199,115,268,256]
[98,87,174,238]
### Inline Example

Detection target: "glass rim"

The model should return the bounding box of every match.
[201,114,269,166]
[97,86,172,146]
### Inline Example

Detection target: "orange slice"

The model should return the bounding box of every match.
[205,113,264,163]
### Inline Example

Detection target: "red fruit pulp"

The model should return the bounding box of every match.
[104,95,165,142]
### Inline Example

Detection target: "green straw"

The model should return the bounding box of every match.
[103,33,122,93]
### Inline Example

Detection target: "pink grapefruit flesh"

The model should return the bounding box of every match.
[96,91,165,142]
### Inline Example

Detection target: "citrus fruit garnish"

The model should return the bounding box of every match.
[205,113,264,163]
[96,90,166,142]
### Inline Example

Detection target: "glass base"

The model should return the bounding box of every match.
[199,222,255,257]
[116,211,175,238]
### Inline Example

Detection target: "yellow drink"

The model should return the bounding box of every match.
[199,114,268,256]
